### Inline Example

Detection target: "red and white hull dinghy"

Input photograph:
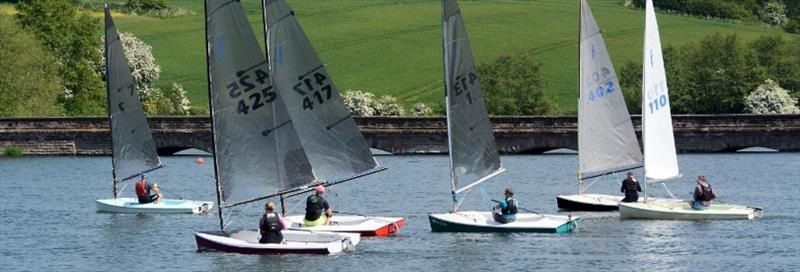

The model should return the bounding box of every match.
[284,214,405,236]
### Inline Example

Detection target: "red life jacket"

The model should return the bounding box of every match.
[135,181,148,198]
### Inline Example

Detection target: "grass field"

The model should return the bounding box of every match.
[36,1,800,113]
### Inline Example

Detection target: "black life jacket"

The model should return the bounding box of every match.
[698,184,714,202]
[502,198,518,215]
[135,181,149,198]
[305,195,325,221]
[260,213,282,235]
[624,179,639,192]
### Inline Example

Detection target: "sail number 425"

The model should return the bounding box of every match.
[228,67,276,115]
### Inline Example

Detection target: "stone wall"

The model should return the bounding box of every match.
[1,114,798,155]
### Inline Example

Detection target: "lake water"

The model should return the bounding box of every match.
[1,153,798,271]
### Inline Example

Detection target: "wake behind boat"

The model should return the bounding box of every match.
[618,0,761,221]
[556,0,644,212]
[263,0,403,236]
[96,6,210,214]
[428,0,578,233]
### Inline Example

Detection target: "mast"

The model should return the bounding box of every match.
[576,0,583,195]
[103,5,118,198]
[441,0,458,212]
[203,0,225,230]
[642,0,650,203]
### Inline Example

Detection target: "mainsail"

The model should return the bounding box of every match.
[104,6,161,190]
[264,0,383,183]
[442,0,503,195]
[578,0,642,179]
[204,0,315,214]
[642,0,679,181]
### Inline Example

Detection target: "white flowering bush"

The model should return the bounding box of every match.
[374,95,405,116]
[343,90,376,116]
[745,79,799,114]
[100,32,160,102]
[163,82,191,115]
[411,103,432,116]
[761,1,788,27]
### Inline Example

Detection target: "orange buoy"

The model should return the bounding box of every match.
[196,157,205,165]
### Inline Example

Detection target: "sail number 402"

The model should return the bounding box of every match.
[228,67,276,115]
[293,71,332,111]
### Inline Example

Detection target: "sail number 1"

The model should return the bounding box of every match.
[452,71,478,104]
[292,71,332,111]
[228,67,276,115]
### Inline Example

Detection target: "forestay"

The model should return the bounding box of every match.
[578,0,642,179]
[205,0,315,209]
[264,0,382,182]
[442,0,503,194]
[104,6,161,185]
[642,0,679,181]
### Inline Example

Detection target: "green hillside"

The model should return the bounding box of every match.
[84,0,793,113]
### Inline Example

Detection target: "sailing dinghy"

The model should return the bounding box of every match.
[96,6,211,214]
[194,0,358,254]
[428,0,579,233]
[556,0,674,211]
[263,0,404,236]
[618,0,762,220]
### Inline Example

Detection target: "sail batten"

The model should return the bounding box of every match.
[577,0,642,179]
[204,0,315,211]
[264,0,382,183]
[104,6,161,193]
[442,0,502,194]
[642,0,680,181]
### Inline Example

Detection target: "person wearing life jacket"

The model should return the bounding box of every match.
[492,188,518,223]
[620,171,643,203]
[259,202,286,244]
[692,175,718,210]
[134,174,162,204]
[303,185,332,227]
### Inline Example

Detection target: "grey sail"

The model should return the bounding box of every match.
[264,0,382,182]
[442,0,503,194]
[578,0,642,179]
[104,7,161,186]
[205,0,315,207]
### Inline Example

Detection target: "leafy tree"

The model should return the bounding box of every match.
[100,32,161,102]
[477,55,556,115]
[618,61,643,114]
[745,79,799,114]
[126,0,166,13]
[15,0,105,115]
[749,35,800,97]
[669,34,762,113]
[0,15,63,117]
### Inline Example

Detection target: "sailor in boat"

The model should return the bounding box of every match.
[691,176,718,210]
[304,185,333,227]
[134,174,162,204]
[492,188,518,223]
[620,172,643,203]
[259,202,286,244]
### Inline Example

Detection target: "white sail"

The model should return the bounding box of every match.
[578,0,642,179]
[642,0,679,181]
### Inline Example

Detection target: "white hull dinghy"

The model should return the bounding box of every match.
[619,0,762,220]
[428,1,578,234]
[619,201,762,220]
[98,7,212,214]
[429,212,579,233]
[557,0,645,212]
[195,229,359,255]
[96,198,212,214]
[284,214,405,237]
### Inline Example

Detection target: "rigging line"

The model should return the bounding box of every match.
[662,182,678,200]
[117,179,132,197]
[582,176,601,191]
[454,187,472,212]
